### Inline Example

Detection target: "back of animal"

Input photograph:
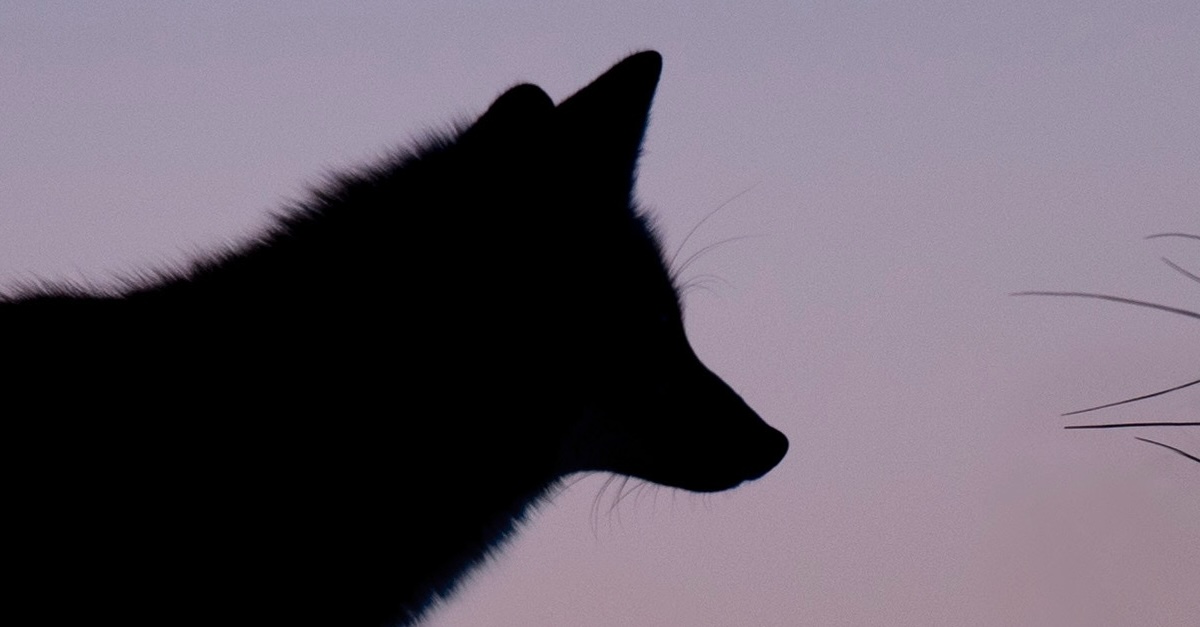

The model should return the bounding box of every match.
[2,51,788,626]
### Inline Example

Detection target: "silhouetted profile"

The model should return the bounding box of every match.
[1,51,788,626]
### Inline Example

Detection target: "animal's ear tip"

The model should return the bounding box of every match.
[612,50,663,88]
[469,83,553,137]
[492,83,554,113]
[626,50,663,72]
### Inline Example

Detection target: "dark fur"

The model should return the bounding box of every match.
[1,52,788,626]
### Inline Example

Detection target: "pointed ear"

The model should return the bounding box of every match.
[483,83,555,124]
[554,51,663,203]
[463,83,554,145]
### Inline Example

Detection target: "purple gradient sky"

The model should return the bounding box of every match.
[2,3,1196,626]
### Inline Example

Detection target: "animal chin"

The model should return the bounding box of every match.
[636,441,789,493]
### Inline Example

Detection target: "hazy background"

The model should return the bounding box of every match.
[2,2,1196,625]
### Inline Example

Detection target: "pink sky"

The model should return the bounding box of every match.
[2,3,1196,625]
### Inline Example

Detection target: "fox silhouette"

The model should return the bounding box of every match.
[1,51,788,626]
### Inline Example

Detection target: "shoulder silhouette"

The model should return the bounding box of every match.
[1,51,788,626]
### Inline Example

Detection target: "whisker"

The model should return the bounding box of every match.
[1065,421,1200,429]
[609,477,643,514]
[1060,378,1200,416]
[1024,232,1198,467]
[631,482,653,508]
[679,274,733,299]
[1161,257,1200,285]
[1134,437,1200,464]
[1145,232,1200,241]
[668,183,759,270]
[607,476,632,517]
[685,274,732,289]
[674,234,767,279]
[1011,291,1200,321]
[591,475,618,538]
[560,473,593,491]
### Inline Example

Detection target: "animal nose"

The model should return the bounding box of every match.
[747,425,789,480]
